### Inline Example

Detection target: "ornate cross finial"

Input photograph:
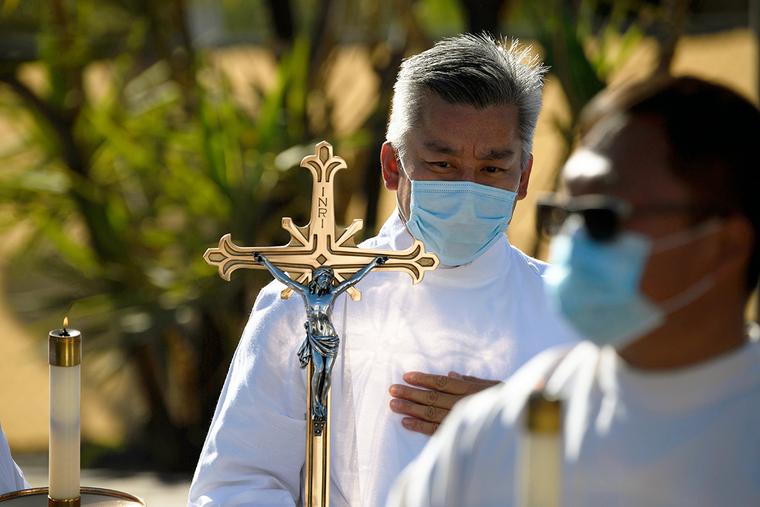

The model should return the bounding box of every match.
[204,141,439,300]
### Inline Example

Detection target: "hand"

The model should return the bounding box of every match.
[389,371,501,435]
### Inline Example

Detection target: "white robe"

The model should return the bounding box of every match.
[0,425,29,495]
[189,213,579,507]
[388,333,760,507]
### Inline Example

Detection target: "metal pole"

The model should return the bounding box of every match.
[304,362,330,507]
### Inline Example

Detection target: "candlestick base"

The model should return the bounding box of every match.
[47,497,79,507]
[0,487,145,506]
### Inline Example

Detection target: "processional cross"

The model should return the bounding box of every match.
[204,141,438,507]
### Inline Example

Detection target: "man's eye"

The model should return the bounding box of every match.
[483,166,507,174]
[427,161,451,169]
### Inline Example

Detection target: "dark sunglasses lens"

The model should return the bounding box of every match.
[582,208,619,241]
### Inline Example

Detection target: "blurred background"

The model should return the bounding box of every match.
[0,0,757,504]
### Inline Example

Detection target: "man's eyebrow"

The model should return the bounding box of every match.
[422,141,461,155]
[477,148,515,160]
[421,141,515,160]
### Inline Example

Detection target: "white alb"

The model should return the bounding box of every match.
[0,425,29,495]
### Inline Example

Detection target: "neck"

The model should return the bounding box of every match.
[618,285,749,371]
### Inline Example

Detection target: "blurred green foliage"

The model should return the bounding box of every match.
[0,0,458,471]
[527,0,647,185]
[0,0,350,470]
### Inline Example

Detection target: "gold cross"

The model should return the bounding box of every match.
[204,141,439,299]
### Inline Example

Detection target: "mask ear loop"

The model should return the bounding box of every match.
[651,218,723,253]
[653,219,724,315]
[659,276,715,314]
[395,155,413,224]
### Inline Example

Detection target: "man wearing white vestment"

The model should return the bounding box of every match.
[388,77,760,506]
[0,425,29,495]
[189,34,579,507]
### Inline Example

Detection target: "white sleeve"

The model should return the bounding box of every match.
[386,348,567,507]
[0,425,29,495]
[385,387,516,507]
[189,283,308,507]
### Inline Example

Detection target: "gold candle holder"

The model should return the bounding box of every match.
[48,321,81,368]
[0,487,145,506]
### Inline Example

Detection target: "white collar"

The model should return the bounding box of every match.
[375,210,512,288]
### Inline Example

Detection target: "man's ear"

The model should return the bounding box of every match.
[714,214,754,285]
[516,154,534,200]
[381,142,401,190]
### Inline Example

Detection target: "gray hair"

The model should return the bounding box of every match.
[386,33,548,169]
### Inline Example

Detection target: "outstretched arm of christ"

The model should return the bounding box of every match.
[254,253,307,294]
[333,256,387,295]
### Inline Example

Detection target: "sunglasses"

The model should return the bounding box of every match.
[535,193,711,242]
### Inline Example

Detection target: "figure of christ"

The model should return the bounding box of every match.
[254,253,387,434]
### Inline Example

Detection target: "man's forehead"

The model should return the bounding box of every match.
[563,149,614,184]
[562,115,689,204]
[562,146,623,196]
[412,94,521,153]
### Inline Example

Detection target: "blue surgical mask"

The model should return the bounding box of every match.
[400,175,517,266]
[544,216,718,348]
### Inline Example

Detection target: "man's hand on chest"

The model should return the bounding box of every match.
[389,371,500,435]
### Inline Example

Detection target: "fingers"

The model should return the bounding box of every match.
[390,371,503,436]
[460,374,501,387]
[389,384,458,410]
[401,417,438,436]
[402,371,480,395]
[390,398,448,424]
[389,382,455,437]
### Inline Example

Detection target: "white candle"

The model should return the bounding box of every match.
[516,391,562,507]
[48,320,81,502]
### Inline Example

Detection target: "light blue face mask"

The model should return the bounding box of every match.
[544,216,719,348]
[401,175,517,266]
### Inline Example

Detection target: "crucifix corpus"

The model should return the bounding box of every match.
[203,141,439,507]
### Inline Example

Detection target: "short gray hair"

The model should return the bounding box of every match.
[386,34,548,169]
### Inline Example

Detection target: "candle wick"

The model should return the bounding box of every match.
[61,328,70,336]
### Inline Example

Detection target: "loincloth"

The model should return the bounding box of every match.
[297,332,339,368]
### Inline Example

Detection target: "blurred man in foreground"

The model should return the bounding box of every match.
[190,34,578,507]
[0,425,29,495]
[388,76,760,506]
